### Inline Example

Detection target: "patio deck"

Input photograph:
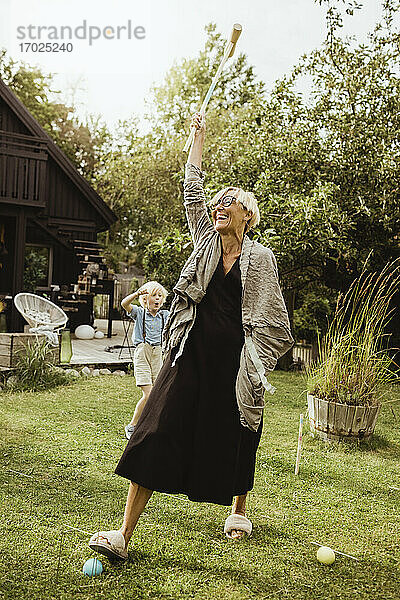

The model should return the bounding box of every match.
[1,319,135,372]
[70,319,133,367]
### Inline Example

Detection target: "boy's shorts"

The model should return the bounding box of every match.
[133,342,163,386]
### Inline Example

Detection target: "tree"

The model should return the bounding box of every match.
[4,5,399,348]
[147,23,264,138]
[0,50,109,179]
[111,7,399,346]
[95,23,265,270]
[199,2,400,342]
[142,229,192,294]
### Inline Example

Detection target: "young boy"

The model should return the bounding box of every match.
[121,281,169,439]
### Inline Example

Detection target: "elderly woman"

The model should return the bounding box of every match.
[89,113,293,560]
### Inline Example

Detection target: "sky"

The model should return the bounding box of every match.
[0,0,387,131]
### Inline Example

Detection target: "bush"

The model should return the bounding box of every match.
[129,277,139,292]
[7,339,72,392]
[23,249,48,292]
[293,284,338,342]
[142,229,193,301]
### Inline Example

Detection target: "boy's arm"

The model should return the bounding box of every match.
[121,289,147,314]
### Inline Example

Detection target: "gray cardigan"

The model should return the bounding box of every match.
[162,163,294,431]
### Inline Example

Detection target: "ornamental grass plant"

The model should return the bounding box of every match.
[307,260,400,406]
[7,338,71,392]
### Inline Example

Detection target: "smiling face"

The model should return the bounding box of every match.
[211,188,251,237]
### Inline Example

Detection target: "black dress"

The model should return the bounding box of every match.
[115,255,262,506]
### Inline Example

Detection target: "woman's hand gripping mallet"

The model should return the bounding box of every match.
[183,23,242,152]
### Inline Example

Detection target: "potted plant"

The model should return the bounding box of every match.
[306,260,399,441]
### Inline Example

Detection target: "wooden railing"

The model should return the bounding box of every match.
[0,130,48,205]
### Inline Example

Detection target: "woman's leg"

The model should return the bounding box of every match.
[230,493,248,539]
[119,483,153,547]
[129,384,152,426]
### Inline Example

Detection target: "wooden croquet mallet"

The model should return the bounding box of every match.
[295,413,304,475]
[183,23,242,152]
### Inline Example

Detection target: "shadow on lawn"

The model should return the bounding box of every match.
[128,546,292,597]
[356,434,398,454]
[305,433,399,461]
[125,544,400,599]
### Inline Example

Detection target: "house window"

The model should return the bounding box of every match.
[23,245,53,291]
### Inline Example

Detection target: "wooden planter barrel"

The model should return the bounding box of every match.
[0,333,60,368]
[307,393,381,441]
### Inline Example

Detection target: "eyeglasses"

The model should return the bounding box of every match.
[208,195,238,210]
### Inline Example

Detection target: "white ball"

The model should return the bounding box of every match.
[317,546,336,565]
[75,324,95,339]
[94,330,105,339]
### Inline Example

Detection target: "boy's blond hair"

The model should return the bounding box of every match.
[137,280,168,309]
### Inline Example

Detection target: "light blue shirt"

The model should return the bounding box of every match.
[128,305,169,347]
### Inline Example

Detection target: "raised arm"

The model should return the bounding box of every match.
[121,288,148,314]
[188,112,206,168]
[184,113,214,246]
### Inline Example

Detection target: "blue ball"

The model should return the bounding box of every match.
[83,557,103,576]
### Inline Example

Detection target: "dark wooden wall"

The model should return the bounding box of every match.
[0,84,115,331]
[46,163,98,223]
[0,96,107,234]
[0,97,31,135]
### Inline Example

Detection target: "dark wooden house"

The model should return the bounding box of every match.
[0,77,117,331]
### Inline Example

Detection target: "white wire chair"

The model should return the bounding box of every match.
[14,293,68,332]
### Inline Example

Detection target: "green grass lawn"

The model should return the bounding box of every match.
[1,372,399,600]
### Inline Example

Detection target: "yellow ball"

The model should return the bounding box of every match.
[317,546,336,565]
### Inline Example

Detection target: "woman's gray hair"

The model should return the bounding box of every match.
[209,187,260,231]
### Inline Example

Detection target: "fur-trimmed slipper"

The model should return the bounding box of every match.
[88,530,128,560]
[224,514,253,539]
[125,424,135,440]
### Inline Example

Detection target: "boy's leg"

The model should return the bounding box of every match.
[120,482,153,547]
[128,343,153,428]
[129,384,152,426]
[150,346,163,382]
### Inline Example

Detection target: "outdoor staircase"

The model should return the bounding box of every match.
[56,239,111,326]
[72,239,107,271]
